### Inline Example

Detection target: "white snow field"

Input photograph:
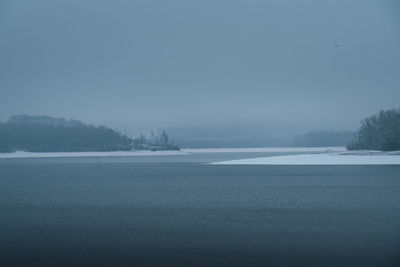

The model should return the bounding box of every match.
[213,152,400,165]
[182,147,346,153]
[0,150,188,159]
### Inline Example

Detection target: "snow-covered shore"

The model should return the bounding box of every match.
[181,147,346,153]
[213,151,400,165]
[0,147,346,159]
[0,150,188,159]
[2,148,398,164]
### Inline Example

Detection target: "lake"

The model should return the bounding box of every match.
[1,152,400,266]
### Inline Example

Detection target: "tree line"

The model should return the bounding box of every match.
[0,115,178,152]
[347,108,400,151]
[132,130,179,151]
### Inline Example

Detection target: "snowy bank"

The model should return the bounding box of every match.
[182,147,346,153]
[213,153,400,165]
[0,150,189,159]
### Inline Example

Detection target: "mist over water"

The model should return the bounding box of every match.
[1,0,400,134]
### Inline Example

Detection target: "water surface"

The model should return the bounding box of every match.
[1,154,399,266]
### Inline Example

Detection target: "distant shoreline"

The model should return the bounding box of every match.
[0,150,188,159]
[0,147,346,159]
[182,147,346,153]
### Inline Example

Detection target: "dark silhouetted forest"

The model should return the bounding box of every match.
[0,115,178,152]
[347,109,400,151]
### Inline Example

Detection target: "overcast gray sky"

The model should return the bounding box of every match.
[1,0,399,133]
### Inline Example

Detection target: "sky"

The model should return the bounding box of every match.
[1,0,399,134]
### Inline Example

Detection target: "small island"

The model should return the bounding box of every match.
[0,115,179,153]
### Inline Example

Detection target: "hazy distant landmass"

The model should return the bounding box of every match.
[0,115,178,153]
[166,125,295,148]
[170,136,294,149]
[166,126,353,148]
[292,131,354,147]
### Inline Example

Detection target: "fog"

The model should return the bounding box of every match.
[1,0,399,135]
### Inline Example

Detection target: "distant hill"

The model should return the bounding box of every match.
[0,115,178,152]
[165,125,294,148]
[293,131,354,147]
[166,125,353,148]
[0,115,132,152]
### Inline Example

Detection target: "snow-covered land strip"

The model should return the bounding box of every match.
[212,153,400,165]
[182,147,346,153]
[0,150,189,159]
[338,150,400,156]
